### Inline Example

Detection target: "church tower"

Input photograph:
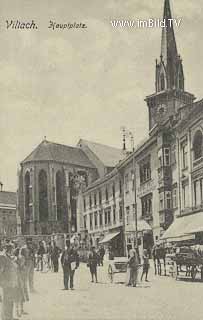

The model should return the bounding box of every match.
[146,0,195,132]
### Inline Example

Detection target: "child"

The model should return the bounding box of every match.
[141,249,150,282]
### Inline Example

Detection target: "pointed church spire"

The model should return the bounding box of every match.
[161,0,178,64]
[156,0,184,92]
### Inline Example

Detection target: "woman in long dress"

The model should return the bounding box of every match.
[126,249,139,287]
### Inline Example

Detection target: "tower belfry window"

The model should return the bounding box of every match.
[160,74,165,91]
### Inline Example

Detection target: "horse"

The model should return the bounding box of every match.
[152,244,167,276]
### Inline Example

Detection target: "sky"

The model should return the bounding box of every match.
[0,0,202,191]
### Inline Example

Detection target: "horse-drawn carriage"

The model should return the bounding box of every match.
[171,246,203,281]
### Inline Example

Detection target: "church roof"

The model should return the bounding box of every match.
[78,139,125,167]
[0,191,17,207]
[22,140,95,168]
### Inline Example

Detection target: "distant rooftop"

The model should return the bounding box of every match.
[0,191,17,206]
[78,139,125,167]
[21,140,95,168]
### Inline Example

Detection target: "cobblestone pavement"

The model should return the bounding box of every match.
[1,261,203,320]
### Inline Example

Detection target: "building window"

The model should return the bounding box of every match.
[181,142,188,169]
[141,194,152,217]
[172,188,178,209]
[166,192,172,209]
[24,171,31,221]
[89,194,92,209]
[56,170,65,221]
[84,215,87,230]
[99,190,102,205]
[112,183,115,199]
[119,205,123,221]
[113,206,116,224]
[125,173,129,192]
[107,209,111,225]
[38,170,48,222]
[90,213,93,230]
[200,179,203,203]
[160,73,165,91]
[105,187,109,201]
[164,148,170,166]
[94,193,97,206]
[182,184,189,209]
[126,206,130,225]
[83,198,86,212]
[119,180,122,196]
[99,210,103,227]
[105,210,108,226]
[194,181,197,207]
[94,212,98,228]
[193,130,203,161]
[159,193,164,211]
[140,157,151,184]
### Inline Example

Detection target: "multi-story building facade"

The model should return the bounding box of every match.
[81,168,125,255]
[0,190,17,238]
[80,0,203,255]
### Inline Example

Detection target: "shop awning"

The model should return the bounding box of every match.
[161,212,203,240]
[99,231,120,244]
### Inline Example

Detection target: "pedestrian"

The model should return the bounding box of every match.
[37,241,46,272]
[61,240,79,290]
[127,249,139,287]
[26,238,36,293]
[13,247,29,317]
[0,243,18,320]
[141,249,150,282]
[99,246,105,266]
[47,242,53,270]
[88,247,99,283]
[51,241,61,273]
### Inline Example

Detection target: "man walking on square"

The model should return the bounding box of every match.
[61,240,79,290]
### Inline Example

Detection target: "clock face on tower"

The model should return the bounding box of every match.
[158,104,166,115]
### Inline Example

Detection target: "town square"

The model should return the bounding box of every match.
[0,0,203,319]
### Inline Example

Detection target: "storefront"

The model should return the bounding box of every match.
[161,211,203,245]
[125,219,152,257]
[99,227,124,257]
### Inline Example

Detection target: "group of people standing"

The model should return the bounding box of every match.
[36,241,61,273]
[126,248,150,287]
[0,238,35,320]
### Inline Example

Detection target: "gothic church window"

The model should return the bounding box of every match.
[38,170,48,222]
[24,171,31,221]
[56,171,64,221]
[160,73,165,91]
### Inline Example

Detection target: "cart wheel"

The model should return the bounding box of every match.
[108,265,114,283]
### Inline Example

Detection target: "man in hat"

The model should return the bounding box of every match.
[0,243,18,320]
[61,240,79,290]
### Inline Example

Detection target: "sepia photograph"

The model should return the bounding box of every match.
[0,0,203,319]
